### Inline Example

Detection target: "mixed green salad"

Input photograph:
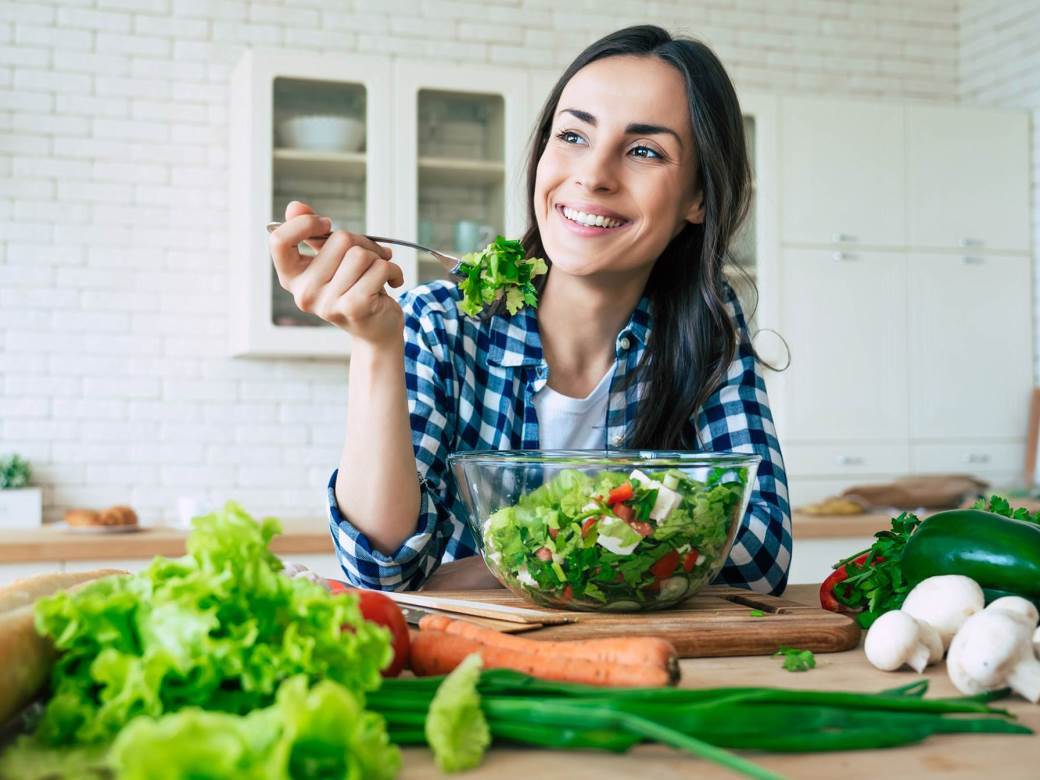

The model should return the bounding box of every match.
[457,236,548,317]
[482,467,748,610]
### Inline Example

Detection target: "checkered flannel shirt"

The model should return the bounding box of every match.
[328,280,792,594]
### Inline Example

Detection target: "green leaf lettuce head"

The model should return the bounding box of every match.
[457,235,548,317]
[109,675,401,780]
[32,501,392,747]
[425,653,491,772]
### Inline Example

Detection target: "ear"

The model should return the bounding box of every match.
[684,190,705,225]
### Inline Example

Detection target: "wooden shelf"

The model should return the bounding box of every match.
[273,148,366,179]
[418,156,504,186]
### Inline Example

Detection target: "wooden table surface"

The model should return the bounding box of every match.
[399,584,1040,779]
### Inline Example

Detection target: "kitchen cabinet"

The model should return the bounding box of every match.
[773,248,909,441]
[906,105,1031,252]
[779,97,905,248]
[229,49,393,358]
[229,52,529,358]
[390,61,529,289]
[771,98,1032,507]
[907,252,1033,439]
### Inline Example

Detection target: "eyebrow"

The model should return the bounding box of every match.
[559,108,683,148]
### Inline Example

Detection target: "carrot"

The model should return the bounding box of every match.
[410,629,676,688]
[418,613,678,674]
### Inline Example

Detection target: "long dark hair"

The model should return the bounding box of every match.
[521,25,755,450]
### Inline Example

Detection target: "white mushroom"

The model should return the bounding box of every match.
[863,610,943,673]
[985,596,1039,629]
[946,609,1040,703]
[900,575,985,649]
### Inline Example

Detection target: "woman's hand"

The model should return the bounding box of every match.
[269,200,406,347]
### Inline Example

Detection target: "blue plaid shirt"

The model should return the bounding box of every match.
[329,280,792,594]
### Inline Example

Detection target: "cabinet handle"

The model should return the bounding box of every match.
[836,455,864,466]
[832,233,857,243]
[959,238,984,248]
[964,453,991,464]
[962,256,985,265]
[831,251,858,261]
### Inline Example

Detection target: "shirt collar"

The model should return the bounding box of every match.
[486,295,653,368]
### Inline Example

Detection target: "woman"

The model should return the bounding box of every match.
[268,25,791,595]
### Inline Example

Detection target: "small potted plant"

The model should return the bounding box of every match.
[0,454,42,529]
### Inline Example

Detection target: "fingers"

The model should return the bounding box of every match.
[269,212,331,286]
[284,200,314,220]
[314,258,405,327]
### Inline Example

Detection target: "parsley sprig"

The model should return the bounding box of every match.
[973,494,1040,525]
[775,646,816,672]
[831,512,922,629]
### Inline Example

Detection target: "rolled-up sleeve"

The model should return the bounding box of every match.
[328,293,463,590]
[694,287,792,595]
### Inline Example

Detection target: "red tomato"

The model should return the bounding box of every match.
[682,549,699,572]
[562,584,574,599]
[650,550,680,579]
[612,503,635,523]
[607,481,634,505]
[581,516,598,537]
[327,580,410,677]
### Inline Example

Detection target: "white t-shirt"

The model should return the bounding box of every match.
[532,361,617,449]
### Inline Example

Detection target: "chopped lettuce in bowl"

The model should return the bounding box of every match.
[449,451,760,611]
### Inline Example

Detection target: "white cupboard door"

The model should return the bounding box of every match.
[908,253,1033,439]
[391,61,529,290]
[779,97,905,247]
[906,105,1030,252]
[229,49,392,358]
[777,248,908,441]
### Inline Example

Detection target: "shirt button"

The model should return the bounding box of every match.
[619,336,631,350]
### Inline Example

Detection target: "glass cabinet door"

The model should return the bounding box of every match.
[727,114,759,325]
[229,50,391,358]
[415,89,506,284]
[391,62,528,292]
[270,77,368,329]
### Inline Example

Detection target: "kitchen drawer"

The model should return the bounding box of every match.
[783,442,909,477]
[910,442,1024,476]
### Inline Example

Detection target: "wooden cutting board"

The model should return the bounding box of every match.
[422,585,861,657]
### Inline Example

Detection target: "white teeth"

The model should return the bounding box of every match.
[562,206,623,229]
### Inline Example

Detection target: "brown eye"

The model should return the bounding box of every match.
[555,130,586,145]
[630,145,662,160]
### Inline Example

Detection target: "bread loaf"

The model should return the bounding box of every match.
[0,569,128,727]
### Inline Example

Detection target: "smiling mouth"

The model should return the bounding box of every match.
[557,205,629,230]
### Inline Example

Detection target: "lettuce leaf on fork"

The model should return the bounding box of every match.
[457,236,548,317]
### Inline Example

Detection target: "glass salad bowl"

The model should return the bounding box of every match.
[448,450,761,612]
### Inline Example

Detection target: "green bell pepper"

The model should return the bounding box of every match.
[900,508,1040,598]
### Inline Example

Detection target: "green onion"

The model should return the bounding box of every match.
[367,671,1031,780]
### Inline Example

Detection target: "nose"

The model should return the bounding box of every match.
[573,144,619,193]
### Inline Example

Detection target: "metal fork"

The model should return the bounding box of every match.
[265,221,465,279]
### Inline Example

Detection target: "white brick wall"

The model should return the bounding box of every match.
[0,0,974,526]
[959,0,1040,381]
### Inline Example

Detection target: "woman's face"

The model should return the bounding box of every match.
[534,55,704,280]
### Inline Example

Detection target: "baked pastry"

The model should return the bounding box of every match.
[64,505,138,527]
[64,508,100,527]
[96,505,138,527]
